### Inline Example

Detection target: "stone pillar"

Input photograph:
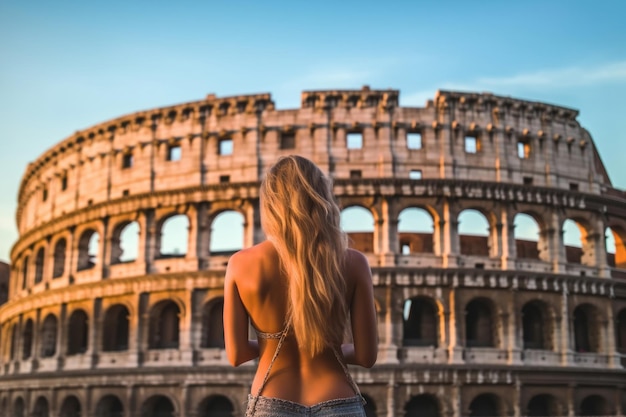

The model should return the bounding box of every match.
[605,305,619,368]
[560,286,572,365]
[386,373,396,417]
[441,199,459,268]
[378,196,398,267]
[547,210,566,273]
[447,289,464,363]
[378,286,398,364]
[100,216,110,279]
[57,303,67,370]
[186,206,199,261]
[67,226,77,283]
[137,292,150,365]
[500,207,516,270]
[91,298,102,368]
[195,202,210,270]
[178,291,193,364]
[143,209,157,274]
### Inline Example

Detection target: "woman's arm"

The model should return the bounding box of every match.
[223,252,259,366]
[343,250,378,368]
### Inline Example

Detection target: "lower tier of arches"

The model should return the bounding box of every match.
[0,367,624,417]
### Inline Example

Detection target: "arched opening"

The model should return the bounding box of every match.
[573,304,600,353]
[67,309,89,355]
[458,209,490,256]
[34,247,45,284]
[95,395,124,417]
[562,219,584,264]
[403,297,438,346]
[616,308,626,354]
[465,298,496,347]
[198,395,234,417]
[141,395,175,417]
[13,397,25,417]
[201,299,225,348]
[580,395,608,416]
[210,211,245,255]
[59,396,81,417]
[398,207,434,255]
[522,301,551,350]
[527,394,560,417]
[149,301,180,349]
[102,305,130,352]
[22,319,34,360]
[111,221,139,264]
[468,393,499,417]
[33,396,49,417]
[21,256,29,289]
[606,226,626,268]
[159,214,189,258]
[40,314,58,357]
[53,238,67,278]
[405,394,440,417]
[362,394,377,417]
[341,206,375,253]
[77,229,100,271]
[514,213,541,260]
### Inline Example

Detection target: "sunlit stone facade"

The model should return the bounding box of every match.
[1,87,626,417]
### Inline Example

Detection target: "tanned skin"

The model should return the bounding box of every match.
[224,240,377,406]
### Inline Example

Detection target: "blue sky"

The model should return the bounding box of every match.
[1,0,625,262]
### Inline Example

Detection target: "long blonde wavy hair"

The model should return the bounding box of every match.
[260,155,348,356]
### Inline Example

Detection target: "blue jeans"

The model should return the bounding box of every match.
[246,395,367,417]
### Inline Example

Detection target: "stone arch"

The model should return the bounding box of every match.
[341,205,375,252]
[77,228,100,271]
[579,394,609,416]
[102,304,130,352]
[402,296,438,347]
[59,395,81,417]
[465,297,497,348]
[201,297,225,348]
[404,394,440,417]
[514,212,542,260]
[22,319,34,360]
[468,393,500,417]
[562,217,595,265]
[605,225,626,268]
[67,309,89,355]
[197,394,234,417]
[52,238,67,278]
[34,246,45,284]
[616,307,626,353]
[458,209,491,256]
[398,207,435,255]
[210,210,245,255]
[111,220,140,264]
[32,396,49,417]
[95,394,124,417]
[40,314,58,357]
[158,213,189,258]
[522,300,553,350]
[526,394,561,417]
[140,394,176,417]
[573,304,601,353]
[361,393,377,417]
[149,300,180,349]
[12,397,25,417]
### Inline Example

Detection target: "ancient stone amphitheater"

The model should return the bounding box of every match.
[1,87,625,417]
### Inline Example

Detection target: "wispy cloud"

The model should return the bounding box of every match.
[402,60,626,106]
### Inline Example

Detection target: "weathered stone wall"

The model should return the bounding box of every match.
[1,87,626,417]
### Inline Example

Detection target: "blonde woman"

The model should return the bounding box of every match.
[224,155,377,417]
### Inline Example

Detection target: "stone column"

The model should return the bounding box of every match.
[90,298,102,368]
[447,289,464,363]
[546,210,566,273]
[378,286,398,365]
[441,199,460,268]
[386,372,396,417]
[500,206,516,270]
[66,226,77,283]
[57,303,67,370]
[378,196,398,267]
[560,285,572,365]
[186,205,199,261]
[100,216,110,279]
[195,202,210,270]
[143,209,157,274]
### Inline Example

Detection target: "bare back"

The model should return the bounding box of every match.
[224,240,377,406]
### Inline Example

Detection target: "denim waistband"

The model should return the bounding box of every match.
[246,394,366,417]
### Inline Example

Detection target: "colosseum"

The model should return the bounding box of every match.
[1,87,625,417]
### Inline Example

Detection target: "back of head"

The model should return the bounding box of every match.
[260,156,348,356]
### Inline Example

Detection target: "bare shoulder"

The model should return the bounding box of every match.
[226,240,275,281]
[344,248,372,282]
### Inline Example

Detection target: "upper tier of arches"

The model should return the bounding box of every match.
[16,88,621,235]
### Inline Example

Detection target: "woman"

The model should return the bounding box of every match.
[224,155,378,417]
